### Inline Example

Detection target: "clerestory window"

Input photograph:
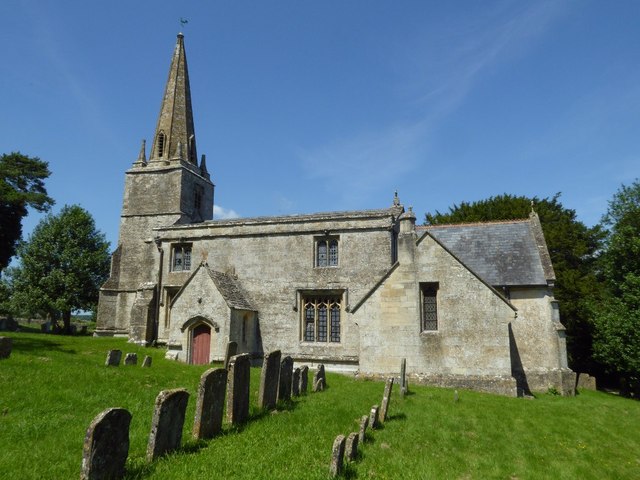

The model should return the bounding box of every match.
[420,282,438,331]
[316,238,339,267]
[302,294,341,343]
[172,244,192,272]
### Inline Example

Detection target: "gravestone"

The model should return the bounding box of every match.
[81,408,132,480]
[379,377,394,423]
[0,337,12,359]
[358,414,369,443]
[278,356,294,402]
[124,353,137,366]
[146,389,190,461]
[105,350,122,366]
[329,434,346,478]
[193,368,227,439]
[454,390,459,403]
[226,353,251,425]
[299,365,309,394]
[223,341,238,370]
[292,368,300,397]
[141,356,152,367]
[258,350,281,410]
[313,364,326,389]
[314,377,325,392]
[369,405,380,429]
[345,432,359,461]
[400,358,408,396]
[576,372,597,391]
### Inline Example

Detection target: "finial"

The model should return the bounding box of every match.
[134,139,147,166]
[393,190,400,206]
[531,200,535,213]
[200,154,208,173]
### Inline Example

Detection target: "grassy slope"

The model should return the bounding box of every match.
[0,332,638,479]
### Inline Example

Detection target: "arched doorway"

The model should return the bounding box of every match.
[191,323,211,365]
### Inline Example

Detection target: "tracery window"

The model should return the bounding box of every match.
[302,295,341,343]
[421,283,438,331]
[316,238,339,267]
[172,244,192,272]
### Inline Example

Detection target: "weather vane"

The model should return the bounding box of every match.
[179,17,189,32]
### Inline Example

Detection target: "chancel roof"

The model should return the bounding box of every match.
[419,216,554,287]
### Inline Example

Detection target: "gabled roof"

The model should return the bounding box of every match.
[207,268,255,311]
[419,214,554,287]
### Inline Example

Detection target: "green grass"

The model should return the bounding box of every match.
[1,332,639,479]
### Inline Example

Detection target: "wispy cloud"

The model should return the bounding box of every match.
[214,205,240,219]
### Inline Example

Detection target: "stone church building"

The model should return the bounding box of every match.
[96,34,575,396]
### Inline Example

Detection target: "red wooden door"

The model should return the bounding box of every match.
[191,324,211,365]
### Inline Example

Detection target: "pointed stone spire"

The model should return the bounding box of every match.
[149,33,197,164]
[133,139,147,166]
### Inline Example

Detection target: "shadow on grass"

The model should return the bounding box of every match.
[386,412,407,422]
[343,462,358,479]
[9,336,77,354]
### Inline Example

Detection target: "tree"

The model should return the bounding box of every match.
[592,180,640,395]
[0,152,54,272]
[10,205,110,332]
[425,193,605,374]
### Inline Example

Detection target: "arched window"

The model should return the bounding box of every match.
[157,132,166,157]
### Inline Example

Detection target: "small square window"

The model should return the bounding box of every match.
[172,244,192,272]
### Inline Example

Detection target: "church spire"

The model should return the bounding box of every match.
[149,33,197,164]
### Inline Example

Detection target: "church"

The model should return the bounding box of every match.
[96,34,575,396]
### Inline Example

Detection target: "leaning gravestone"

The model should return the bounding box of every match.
[193,368,227,439]
[124,353,137,366]
[358,414,369,443]
[313,364,326,389]
[329,434,346,478]
[345,432,359,461]
[141,356,152,368]
[314,377,325,392]
[226,353,251,425]
[81,408,132,480]
[0,337,12,359]
[278,356,294,402]
[258,350,281,410]
[146,389,189,462]
[223,341,238,370]
[400,358,408,396]
[105,350,122,367]
[369,405,380,429]
[379,377,394,423]
[299,365,309,394]
[292,368,300,397]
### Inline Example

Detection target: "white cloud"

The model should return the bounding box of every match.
[213,205,240,219]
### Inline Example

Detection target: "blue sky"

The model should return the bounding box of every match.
[2,0,639,250]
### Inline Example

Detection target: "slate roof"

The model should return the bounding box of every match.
[207,269,256,311]
[419,217,554,287]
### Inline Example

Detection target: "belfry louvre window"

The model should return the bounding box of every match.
[421,283,438,331]
[157,132,166,157]
[302,295,341,343]
[172,244,192,272]
[316,238,339,267]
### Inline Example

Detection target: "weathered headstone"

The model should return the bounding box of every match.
[329,434,346,478]
[193,368,227,439]
[141,355,152,367]
[313,364,326,389]
[400,358,408,396]
[278,356,294,402]
[292,368,300,397]
[124,353,138,366]
[314,377,325,392]
[258,350,281,410]
[299,365,309,394]
[379,377,394,424]
[576,372,597,391]
[146,389,190,461]
[369,405,380,429]
[454,390,459,403]
[345,432,359,461]
[0,337,12,359]
[105,350,122,366]
[226,353,251,425]
[81,408,132,480]
[358,414,369,443]
[223,341,238,370]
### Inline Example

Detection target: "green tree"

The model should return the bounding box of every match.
[425,193,605,374]
[592,180,640,395]
[10,205,110,332]
[0,152,54,271]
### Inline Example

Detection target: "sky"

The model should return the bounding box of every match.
[2,0,639,251]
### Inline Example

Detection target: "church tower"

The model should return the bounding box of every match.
[96,34,214,343]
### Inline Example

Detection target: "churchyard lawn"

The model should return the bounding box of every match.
[0,331,638,479]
